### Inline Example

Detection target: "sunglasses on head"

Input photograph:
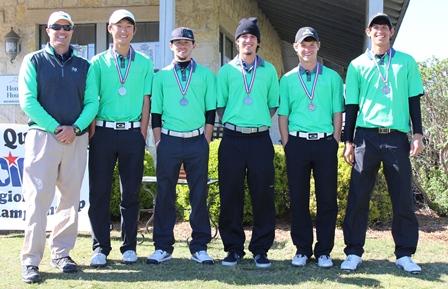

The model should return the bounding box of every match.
[49,24,73,31]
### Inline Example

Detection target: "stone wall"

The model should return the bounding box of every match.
[0,0,284,124]
[218,0,284,75]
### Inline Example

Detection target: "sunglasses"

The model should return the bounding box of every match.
[48,24,73,31]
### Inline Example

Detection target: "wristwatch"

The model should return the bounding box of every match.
[73,125,81,136]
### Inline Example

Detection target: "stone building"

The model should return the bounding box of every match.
[0,0,408,142]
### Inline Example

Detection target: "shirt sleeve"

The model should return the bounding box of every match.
[150,72,163,114]
[74,64,99,130]
[144,57,154,96]
[332,72,344,113]
[205,69,217,111]
[267,65,280,108]
[216,67,229,108]
[344,62,360,105]
[277,75,290,116]
[18,54,59,133]
[407,56,424,98]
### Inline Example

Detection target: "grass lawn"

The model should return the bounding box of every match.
[1,212,447,289]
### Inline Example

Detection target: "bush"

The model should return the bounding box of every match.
[411,58,448,216]
[176,140,392,227]
[110,151,156,219]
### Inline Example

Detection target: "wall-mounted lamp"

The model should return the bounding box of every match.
[5,27,21,63]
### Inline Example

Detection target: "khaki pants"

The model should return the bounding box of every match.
[20,129,88,266]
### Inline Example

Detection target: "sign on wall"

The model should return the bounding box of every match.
[0,124,91,231]
[0,75,19,105]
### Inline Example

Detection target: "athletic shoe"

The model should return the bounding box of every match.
[254,254,272,268]
[51,256,78,273]
[221,252,241,266]
[396,256,421,274]
[191,250,214,265]
[317,255,333,268]
[291,254,308,267]
[340,254,362,271]
[122,250,138,264]
[146,249,172,264]
[90,252,107,268]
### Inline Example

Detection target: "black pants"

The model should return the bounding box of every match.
[285,135,338,258]
[218,129,275,256]
[88,127,145,255]
[153,133,211,254]
[343,128,419,258]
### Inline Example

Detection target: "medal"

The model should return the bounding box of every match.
[173,59,194,106]
[179,97,189,106]
[372,49,393,95]
[241,57,257,105]
[297,63,320,112]
[112,47,133,96]
[118,86,127,96]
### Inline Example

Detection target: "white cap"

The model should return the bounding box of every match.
[48,11,74,27]
[108,9,136,25]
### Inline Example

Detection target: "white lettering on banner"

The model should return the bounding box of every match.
[0,123,91,232]
[0,75,19,105]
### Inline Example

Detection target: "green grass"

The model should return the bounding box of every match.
[1,223,447,289]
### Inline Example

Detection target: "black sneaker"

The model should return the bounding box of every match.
[221,252,241,266]
[51,256,78,273]
[22,265,41,284]
[254,254,271,268]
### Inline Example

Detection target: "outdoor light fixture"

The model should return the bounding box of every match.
[5,27,21,63]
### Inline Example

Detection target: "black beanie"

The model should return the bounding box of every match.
[235,17,261,42]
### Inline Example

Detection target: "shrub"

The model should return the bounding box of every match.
[411,58,448,216]
[175,140,392,227]
[110,151,156,219]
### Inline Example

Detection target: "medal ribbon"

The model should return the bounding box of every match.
[297,63,320,103]
[112,46,133,86]
[241,57,257,97]
[372,49,392,85]
[173,59,194,96]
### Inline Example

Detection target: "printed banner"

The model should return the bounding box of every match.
[0,123,91,232]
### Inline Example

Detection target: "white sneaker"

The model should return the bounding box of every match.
[317,255,333,268]
[191,250,214,265]
[146,249,172,264]
[90,252,107,267]
[340,254,362,271]
[122,250,138,264]
[291,254,308,267]
[396,256,421,274]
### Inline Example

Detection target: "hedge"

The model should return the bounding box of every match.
[111,139,393,227]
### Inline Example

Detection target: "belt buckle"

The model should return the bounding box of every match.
[115,122,127,130]
[307,133,318,140]
[378,128,391,134]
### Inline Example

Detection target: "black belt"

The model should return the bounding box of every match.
[358,127,402,134]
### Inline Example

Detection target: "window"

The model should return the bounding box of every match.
[219,31,234,66]
[39,22,160,66]
[107,22,160,68]
[39,24,96,60]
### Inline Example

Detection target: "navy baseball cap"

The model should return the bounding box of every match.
[295,27,319,43]
[170,27,195,42]
[368,13,392,28]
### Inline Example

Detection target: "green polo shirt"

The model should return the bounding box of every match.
[278,64,344,133]
[217,56,279,127]
[345,48,424,133]
[91,47,154,121]
[151,60,217,131]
